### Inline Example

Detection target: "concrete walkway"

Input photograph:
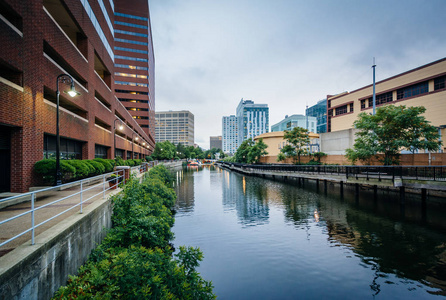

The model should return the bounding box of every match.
[0,177,123,257]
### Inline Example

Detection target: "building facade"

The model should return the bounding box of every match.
[0,0,154,192]
[155,110,194,146]
[306,99,327,133]
[222,115,239,154]
[210,136,222,150]
[114,0,155,142]
[236,99,269,144]
[271,114,317,133]
[327,58,446,153]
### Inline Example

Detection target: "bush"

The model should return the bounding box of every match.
[65,160,91,179]
[134,159,142,166]
[93,158,114,172]
[115,156,125,167]
[34,159,76,183]
[53,165,215,299]
[125,159,135,167]
[86,160,105,175]
[148,164,174,186]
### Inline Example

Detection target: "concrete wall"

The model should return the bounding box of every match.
[0,196,113,300]
[320,128,358,155]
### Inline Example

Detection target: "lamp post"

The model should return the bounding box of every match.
[132,132,139,159]
[55,74,80,186]
[113,119,124,158]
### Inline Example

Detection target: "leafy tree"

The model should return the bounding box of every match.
[278,127,310,164]
[152,141,176,160]
[234,139,254,163]
[247,139,268,164]
[346,105,441,165]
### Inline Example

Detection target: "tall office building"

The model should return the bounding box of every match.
[305,99,327,133]
[236,99,269,143]
[114,0,155,141]
[0,0,155,192]
[271,114,317,133]
[210,136,222,150]
[222,116,240,154]
[155,111,194,146]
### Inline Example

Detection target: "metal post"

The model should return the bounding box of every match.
[31,193,35,245]
[103,174,106,198]
[372,58,376,115]
[80,181,83,213]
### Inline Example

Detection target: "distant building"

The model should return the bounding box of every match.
[210,136,222,150]
[271,114,317,133]
[236,99,269,143]
[222,115,240,154]
[306,99,327,133]
[155,111,194,146]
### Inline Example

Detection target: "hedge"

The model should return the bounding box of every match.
[52,165,215,299]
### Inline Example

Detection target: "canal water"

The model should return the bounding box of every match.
[172,166,446,299]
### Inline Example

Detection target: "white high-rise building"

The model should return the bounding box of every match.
[236,99,269,144]
[222,115,240,154]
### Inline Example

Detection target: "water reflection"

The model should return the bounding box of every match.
[173,166,446,298]
[174,167,196,213]
[221,170,269,227]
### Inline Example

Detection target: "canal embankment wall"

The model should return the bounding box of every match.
[217,163,446,203]
[0,191,115,300]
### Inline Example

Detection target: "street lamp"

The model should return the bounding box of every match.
[132,132,139,159]
[113,119,124,158]
[55,74,80,186]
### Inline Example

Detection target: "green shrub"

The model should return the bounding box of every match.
[65,160,90,179]
[34,159,76,183]
[115,156,125,166]
[86,160,105,174]
[134,159,142,166]
[52,164,215,299]
[93,158,114,172]
[148,164,174,186]
[125,159,135,167]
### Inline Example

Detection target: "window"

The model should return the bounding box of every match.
[115,148,124,158]
[360,99,366,109]
[114,46,148,54]
[397,81,428,100]
[115,38,148,46]
[335,105,348,116]
[95,144,108,158]
[349,104,353,113]
[376,92,393,105]
[114,20,148,29]
[115,81,148,87]
[115,29,148,37]
[115,89,148,95]
[115,55,148,62]
[434,75,446,91]
[115,12,148,21]
[44,134,82,159]
[115,64,148,70]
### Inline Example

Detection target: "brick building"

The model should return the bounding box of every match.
[0,0,155,193]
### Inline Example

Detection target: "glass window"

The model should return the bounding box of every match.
[434,75,446,91]
[397,81,428,100]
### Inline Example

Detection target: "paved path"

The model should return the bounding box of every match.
[0,178,122,257]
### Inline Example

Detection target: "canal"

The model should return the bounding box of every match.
[172,166,446,299]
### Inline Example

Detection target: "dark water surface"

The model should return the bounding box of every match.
[172,166,446,299]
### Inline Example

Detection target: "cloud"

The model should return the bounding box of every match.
[150,0,446,149]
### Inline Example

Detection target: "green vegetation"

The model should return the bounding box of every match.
[277,127,310,164]
[346,105,441,165]
[34,157,143,184]
[52,165,215,299]
[233,138,268,164]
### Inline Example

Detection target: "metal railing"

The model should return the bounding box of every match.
[218,162,446,182]
[0,169,125,248]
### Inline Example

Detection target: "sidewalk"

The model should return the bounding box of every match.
[0,177,127,257]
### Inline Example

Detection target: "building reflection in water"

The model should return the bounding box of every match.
[221,170,269,227]
[173,168,195,213]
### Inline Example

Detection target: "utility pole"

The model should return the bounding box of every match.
[372,57,376,115]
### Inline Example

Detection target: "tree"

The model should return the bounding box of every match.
[152,141,176,160]
[247,139,268,164]
[278,127,310,164]
[346,105,441,165]
[234,139,254,163]
[176,143,186,159]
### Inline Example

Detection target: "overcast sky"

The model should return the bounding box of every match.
[149,0,446,149]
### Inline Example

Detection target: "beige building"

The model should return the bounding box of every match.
[327,57,446,152]
[254,131,320,157]
[155,110,194,146]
